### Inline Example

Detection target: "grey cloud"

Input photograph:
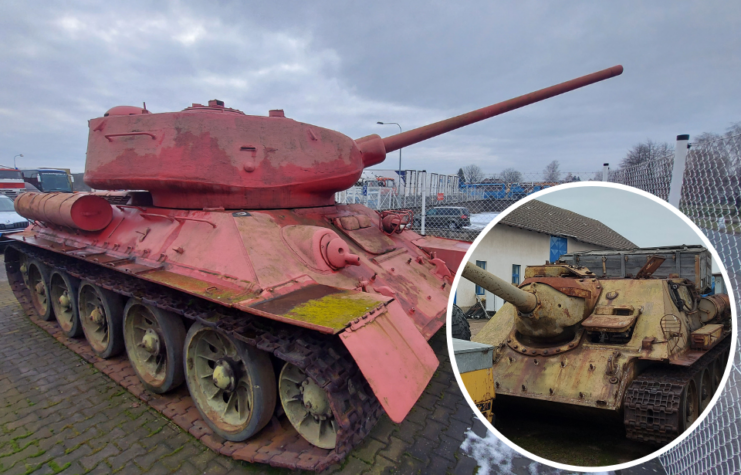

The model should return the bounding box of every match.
[0,1,737,177]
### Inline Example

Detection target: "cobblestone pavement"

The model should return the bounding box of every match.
[0,256,667,474]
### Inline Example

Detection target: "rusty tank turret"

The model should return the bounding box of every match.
[6,65,623,470]
[462,254,733,445]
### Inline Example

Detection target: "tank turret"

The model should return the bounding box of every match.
[462,261,601,343]
[84,66,623,209]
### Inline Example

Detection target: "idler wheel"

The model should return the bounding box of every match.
[123,300,185,394]
[27,260,54,321]
[680,379,699,431]
[184,323,275,441]
[78,282,124,358]
[698,368,713,413]
[711,357,724,392]
[279,363,338,449]
[49,271,82,338]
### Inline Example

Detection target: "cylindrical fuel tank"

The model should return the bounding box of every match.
[15,192,113,232]
[698,293,730,322]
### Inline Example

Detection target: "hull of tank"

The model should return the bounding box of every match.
[6,198,467,469]
[472,277,732,442]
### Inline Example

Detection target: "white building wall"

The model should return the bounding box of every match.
[455,226,607,310]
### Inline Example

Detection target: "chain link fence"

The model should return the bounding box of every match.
[607,155,675,201]
[651,132,740,475]
[337,171,600,242]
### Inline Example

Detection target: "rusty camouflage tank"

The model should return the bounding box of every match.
[463,253,733,445]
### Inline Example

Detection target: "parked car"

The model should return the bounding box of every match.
[0,194,29,243]
[414,206,471,229]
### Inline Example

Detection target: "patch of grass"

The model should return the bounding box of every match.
[23,462,43,475]
[0,432,36,458]
[25,399,35,407]
[64,442,83,455]
[42,399,63,410]
[49,461,70,473]
[27,448,46,459]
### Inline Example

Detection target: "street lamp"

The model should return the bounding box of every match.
[376,122,402,195]
[13,154,23,169]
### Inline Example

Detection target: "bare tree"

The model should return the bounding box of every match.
[543,160,561,182]
[498,168,522,183]
[621,140,673,168]
[461,164,485,184]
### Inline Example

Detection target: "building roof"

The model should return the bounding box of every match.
[498,200,636,250]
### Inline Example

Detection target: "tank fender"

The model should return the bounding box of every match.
[340,299,438,422]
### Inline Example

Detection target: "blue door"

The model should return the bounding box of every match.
[475,261,486,295]
[549,236,567,263]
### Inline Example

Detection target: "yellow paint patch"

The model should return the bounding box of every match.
[284,293,381,331]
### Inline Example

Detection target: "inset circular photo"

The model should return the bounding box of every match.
[448,182,737,471]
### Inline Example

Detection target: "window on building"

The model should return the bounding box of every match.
[512,265,521,285]
[475,260,486,295]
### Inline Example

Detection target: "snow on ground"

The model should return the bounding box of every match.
[459,428,616,475]
[459,428,521,474]
[463,212,500,231]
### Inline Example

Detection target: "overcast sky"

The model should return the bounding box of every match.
[537,185,702,248]
[1,1,738,176]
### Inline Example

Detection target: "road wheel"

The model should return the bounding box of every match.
[680,379,699,431]
[698,368,713,413]
[184,323,276,441]
[124,300,185,394]
[27,260,54,321]
[451,305,471,341]
[711,357,724,392]
[78,282,125,358]
[279,363,338,449]
[49,271,82,337]
[448,221,457,230]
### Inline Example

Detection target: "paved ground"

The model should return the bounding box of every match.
[0,256,667,474]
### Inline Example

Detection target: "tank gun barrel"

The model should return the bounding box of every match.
[380,65,623,153]
[462,262,537,313]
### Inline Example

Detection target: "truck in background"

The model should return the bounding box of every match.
[0,168,29,200]
[20,168,74,193]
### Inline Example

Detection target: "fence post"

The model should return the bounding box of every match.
[421,173,427,236]
[602,163,609,181]
[667,134,690,208]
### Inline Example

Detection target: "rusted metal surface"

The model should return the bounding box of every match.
[466,260,732,446]
[83,66,622,210]
[635,255,666,279]
[16,192,113,231]
[463,262,537,312]
[624,337,730,444]
[412,236,471,273]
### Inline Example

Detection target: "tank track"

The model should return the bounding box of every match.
[5,242,382,471]
[623,336,731,445]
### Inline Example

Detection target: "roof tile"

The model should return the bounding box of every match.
[499,200,636,250]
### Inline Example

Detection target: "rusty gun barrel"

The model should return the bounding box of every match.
[462,262,537,313]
